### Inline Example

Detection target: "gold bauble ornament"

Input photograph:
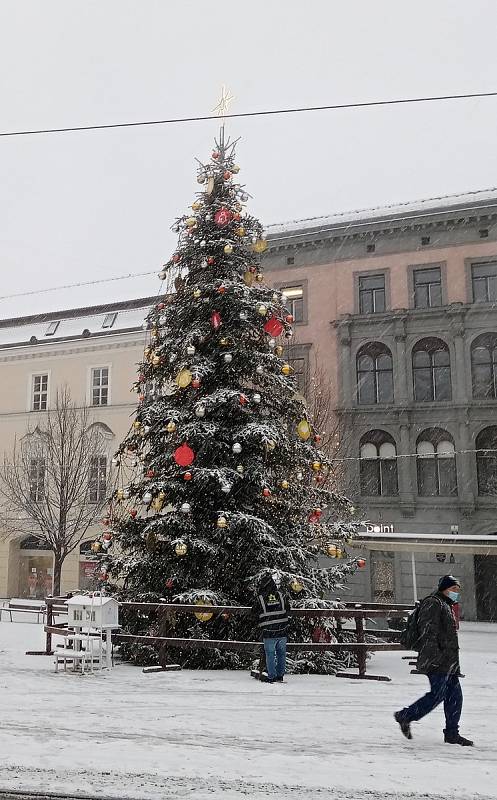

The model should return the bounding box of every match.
[266,439,276,451]
[232,164,240,174]
[185,217,197,228]
[255,273,264,283]
[336,548,343,559]
[194,598,214,623]
[236,226,246,237]
[256,303,268,316]
[327,544,338,558]
[290,579,304,593]
[224,244,234,255]
[243,271,255,286]
[281,479,289,490]
[220,337,230,346]
[133,420,141,430]
[297,420,311,441]
[153,497,164,512]
[274,345,284,357]
[152,355,161,366]
[346,537,354,546]
[281,363,293,376]
[217,515,228,528]
[147,531,157,551]
[158,491,166,501]
[117,489,124,500]
[252,239,268,254]
[176,368,193,388]
[166,421,177,433]
[193,289,201,298]
[191,201,202,211]
[91,541,101,553]
[312,461,322,472]
[175,541,188,557]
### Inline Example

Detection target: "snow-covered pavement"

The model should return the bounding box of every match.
[0,620,496,800]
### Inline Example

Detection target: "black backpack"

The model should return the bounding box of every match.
[399,601,423,650]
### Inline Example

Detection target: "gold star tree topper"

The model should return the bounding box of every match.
[212,85,235,118]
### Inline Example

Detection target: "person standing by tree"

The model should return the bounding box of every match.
[394,575,473,746]
[252,572,291,683]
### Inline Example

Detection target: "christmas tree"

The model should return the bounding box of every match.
[102,128,361,672]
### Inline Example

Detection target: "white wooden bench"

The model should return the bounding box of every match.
[0,598,46,623]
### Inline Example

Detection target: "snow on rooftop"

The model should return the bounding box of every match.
[266,186,497,239]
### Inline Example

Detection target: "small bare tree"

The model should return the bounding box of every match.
[0,387,109,595]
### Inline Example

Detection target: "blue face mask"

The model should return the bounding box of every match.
[448,591,460,603]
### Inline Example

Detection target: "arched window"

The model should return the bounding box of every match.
[360,430,398,496]
[412,338,452,402]
[356,343,394,405]
[471,334,497,399]
[476,426,497,495]
[416,429,457,496]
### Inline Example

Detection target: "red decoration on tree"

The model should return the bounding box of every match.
[214,208,233,227]
[314,434,322,444]
[263,316,284,337]
[172,254,181,263]
[191,378,201,389]
[157,302,165,311]
[357,559,366,569]
[212,150,220,159]
[308,510,321,524]
[263,487,271,497]
[207,256,215,266]
[223,170,231,180]
[184,471,193,481]
[103,518,110,526]
[102,532,113,542]
[211,310,222,330]
[174,443,195,467]
[165,578,174,590]
[285,314,294,324]
[217,285,226,294]
[239,394,248,406]
[146,469,155,478]
[130,509,137,518]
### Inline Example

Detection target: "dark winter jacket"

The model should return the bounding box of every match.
[252,580,291,639]
[416,591,461,676]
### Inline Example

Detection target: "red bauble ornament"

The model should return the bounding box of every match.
[263,487,271,497]
[98,572,108,582]
[214,208,233,227]
[146,469,155,478]
[263,316,284,337]
[172,254,181,263]
[130,509,137,518]
[184,471,193,481]
[232,212,241,221]
[249,265,258,273]
[139,373,145,382]
[191,378,201,389]
[102,532,112,542]
[357,559,367,569]
[207,256,215,266]
[103,518,110,526]
[223,170,231,180]
[157,302,165,311]
[314,434,322,444]
[165,578,174,590]
[221,612,230,620]
[314,508,323,518]
[285,314,294,324]
[174,443,195,467]
[239,394,248,406]
[212,150,220,159]
[138,394,145,402]
[210,310,222,330]
[217,285,226,294]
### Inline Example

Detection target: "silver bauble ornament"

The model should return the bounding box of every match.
[186,345,196,356]
[232,442,242,454]
[200,240,206,248]
[253,393,261,403]
[268,339,276,349]
[239,311,248,321]
[142,492,152,504]
[224,353,233,363]
[181,503,191,514]
[256,365,264,375]
[195,405,206,418]
[236,465,244,474]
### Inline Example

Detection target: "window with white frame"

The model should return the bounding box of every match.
[281,286,304,322]
[91,367,109,406]
[31,374,49,411]
[89,455,107,503]
[29,457,45,502]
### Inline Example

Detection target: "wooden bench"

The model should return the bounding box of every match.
[0,599,46,623]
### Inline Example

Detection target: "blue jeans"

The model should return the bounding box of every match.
[263,636,287,680]
[401,673,463,735]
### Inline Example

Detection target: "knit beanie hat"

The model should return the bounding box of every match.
[438,574,460,592]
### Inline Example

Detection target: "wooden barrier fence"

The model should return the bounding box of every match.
[37,597,413,682]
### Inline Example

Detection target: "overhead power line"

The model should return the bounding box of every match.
[1,91,497,138]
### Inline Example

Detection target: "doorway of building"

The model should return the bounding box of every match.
[474,555,497,622]
[371,552,395,603]
[18,536,53,599]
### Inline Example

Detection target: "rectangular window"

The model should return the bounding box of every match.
[281,286,304,323]
[358,274,385,314]
[372,558,395,603]
[91,368,109,406]
[288,356,307,394]
[472,262,497,303]
[45,321,60,336]
[413,267,442,308]
[89,456,107,503]
[32,374,48,411]
[102,312,117,329]
[29,458,45,502]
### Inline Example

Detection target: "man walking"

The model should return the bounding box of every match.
[394,575,473,746]
[253,573,290,683]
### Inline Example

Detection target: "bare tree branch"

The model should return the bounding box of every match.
[0,386,109,594]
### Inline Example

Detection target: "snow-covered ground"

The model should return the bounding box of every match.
[0,619,496,800]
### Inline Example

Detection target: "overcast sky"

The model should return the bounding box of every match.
[1,0,497,317]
